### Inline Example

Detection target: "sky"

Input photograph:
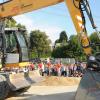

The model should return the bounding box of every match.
[0,0,100,43]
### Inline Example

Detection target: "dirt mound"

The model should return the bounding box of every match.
[35,76,81,86]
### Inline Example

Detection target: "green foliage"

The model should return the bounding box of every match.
[16,23,26,29]
[68,35,81,53]
[90,32,99,43]
[59,31,68,43]
[52,31,99,61]
[52,33,84,60]
[52,31,70,58]
[90,32,100,54]
[5,18,16,28]
[52,46,73,58]
[30,30,51,58]
[55,31,68,44]
[55,39,60,44]
[5,18,26,29]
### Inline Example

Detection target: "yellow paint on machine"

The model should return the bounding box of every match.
[0,0,63,18]
[5,62,30,68]
[65,0,92,55]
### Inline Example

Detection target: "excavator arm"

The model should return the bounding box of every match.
[65,0,92,55]
[0,0,98,56]
[0,0,63,18]
[0,0,93,55]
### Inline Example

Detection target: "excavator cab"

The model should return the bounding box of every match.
[0,27,30,70]
[5,28,29,65]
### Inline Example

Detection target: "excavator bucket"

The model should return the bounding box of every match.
[9,72,31,91]
[8,70,43,91]
[29,70,43,83]
[75,70,100,100]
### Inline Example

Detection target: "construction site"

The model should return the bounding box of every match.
[0,0,100,100]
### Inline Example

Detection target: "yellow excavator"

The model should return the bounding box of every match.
[0,0,100,100]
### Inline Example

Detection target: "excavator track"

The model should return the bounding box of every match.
[0,75,10,100]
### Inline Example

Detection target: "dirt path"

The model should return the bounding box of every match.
[7,86,78,100]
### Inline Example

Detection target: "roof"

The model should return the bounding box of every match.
[5,27,26,31]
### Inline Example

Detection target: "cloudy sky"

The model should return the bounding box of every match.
[0,0,100,43]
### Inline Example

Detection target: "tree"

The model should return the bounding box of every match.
[55,39,60,44]
[55,31,68,45]
[16,23,26,29]
[90,32,100,54]
[90,32,100,43]
[5,18,26,30]
[52,31,69,58]
[68,35,79,52]
[52,46,72,58]
[5,18,16,28]
[30,30,51,58]
[68,35,85,59]
[59,31,68,43]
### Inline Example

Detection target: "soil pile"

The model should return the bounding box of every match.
[35,76,81,86]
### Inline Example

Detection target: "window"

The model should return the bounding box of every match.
[16,32,29,61]
[6,31,18,53]
[16,32,27,47]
